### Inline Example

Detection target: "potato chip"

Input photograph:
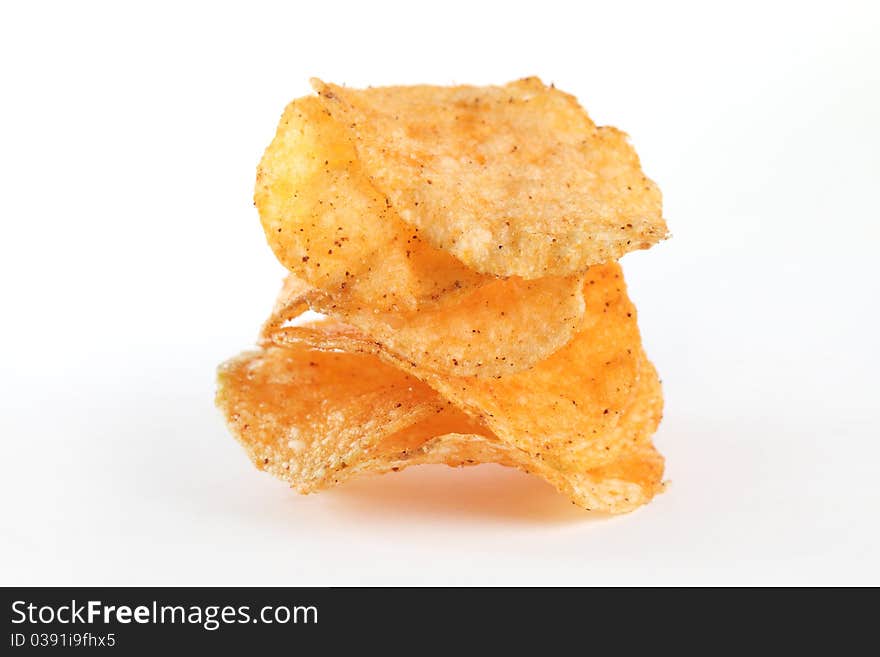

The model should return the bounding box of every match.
[378,348,665,514]
[415,262,647,470]
[255,94,484,313]
[216,344,448,492]
[264,272,587,378]
[256,94,588,376]
[217,341,664,514]
[312,78,667,278]
[266,262,644,469]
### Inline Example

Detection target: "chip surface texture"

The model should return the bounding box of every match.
[312,77,667,277]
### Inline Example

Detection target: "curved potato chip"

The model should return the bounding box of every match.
[264,272,586,379]
[418,262,645,469]
[266,262,643,469]
[313,78,667,278]
[255,95,485,313]
[374,350,664,513]
[216,342,664,514]
[216,344,448,491]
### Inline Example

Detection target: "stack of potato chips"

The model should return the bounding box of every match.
[217,78,668,513]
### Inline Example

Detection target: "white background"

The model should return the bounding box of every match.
[2,1,878,586]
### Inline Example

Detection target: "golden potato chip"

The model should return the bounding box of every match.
[255,94,484,313]
[338,408,665,515]
[385,349,665,514]
[416,262,646,470]
[216,344,448,492]
[312,78,667,278]
[264,272,587,378]
[217,342,664,513]
[266,262,644,469]
[255,94,588,377]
